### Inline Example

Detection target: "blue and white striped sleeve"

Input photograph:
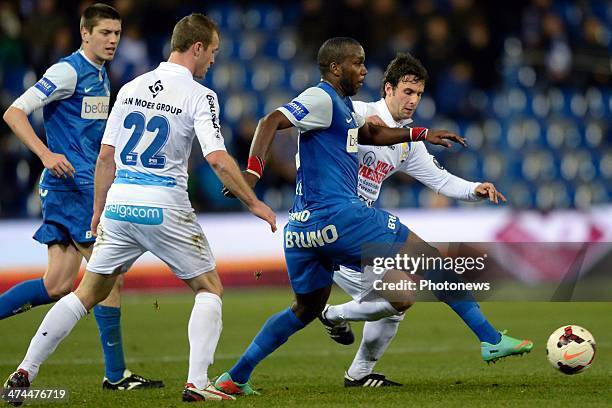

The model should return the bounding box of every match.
[277,87,332,132]
[12,62,77,115]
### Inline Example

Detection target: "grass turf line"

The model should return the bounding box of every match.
[0,288,610,407]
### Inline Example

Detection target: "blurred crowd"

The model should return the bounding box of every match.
[0,0,610,218]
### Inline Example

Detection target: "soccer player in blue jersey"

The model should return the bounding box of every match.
[1,3,161,390]
[214,38,533,395]
[320,53,529,387]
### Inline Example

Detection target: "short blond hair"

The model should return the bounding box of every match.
[171,14,219,53]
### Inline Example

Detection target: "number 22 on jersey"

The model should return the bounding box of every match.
[120,111,170,169]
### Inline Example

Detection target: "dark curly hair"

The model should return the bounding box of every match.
[381,53,428,98]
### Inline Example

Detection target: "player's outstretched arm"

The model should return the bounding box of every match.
[3,106,75,178]
[207,150,277,232]
[358,122,467,149]
[91,144,116,235]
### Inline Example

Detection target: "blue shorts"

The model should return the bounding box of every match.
[283,201,410,294]
[33,188,95,246]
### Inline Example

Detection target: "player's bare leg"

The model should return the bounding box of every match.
[181,269,234,401]
[43,244,83,299]
[0,244,83,320]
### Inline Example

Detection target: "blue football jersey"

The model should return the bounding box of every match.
[277,82,363,219]
[37,51,111,190]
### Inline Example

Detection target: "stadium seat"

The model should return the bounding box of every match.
[249,60,286,91]
[599,150,612,179]
[211,61,246,91]
[509,182,535,208]
[536,182,571,209]
[222,92,258,123]
[264,31,297,60]
[237,31,265,60]
[288,63,320,92]
[585,87,605,117]
[574,182,609,208]
[464,123,485,150]
[584,120,605,148]
[482,152,505,181]
[530,92,551,118]
[569,92,588,118]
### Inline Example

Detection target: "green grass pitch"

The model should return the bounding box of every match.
[1,288,610,407]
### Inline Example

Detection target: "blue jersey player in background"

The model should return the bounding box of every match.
[214,37,533,395]
[1,3,161,391]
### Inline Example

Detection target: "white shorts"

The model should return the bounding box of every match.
[333,265,382,302]
[88,205,215,280]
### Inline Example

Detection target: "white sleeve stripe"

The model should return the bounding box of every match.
[14,62,78,114]
[11,88,46,115]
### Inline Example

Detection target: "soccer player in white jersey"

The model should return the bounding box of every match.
[214,39,530,396]
[319,53,520,387]
[3,14,276,404]
[1,3,161,391]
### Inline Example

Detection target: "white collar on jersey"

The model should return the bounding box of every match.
[374,98,413,128]
[78,49,104,70]
[157,61,193,77]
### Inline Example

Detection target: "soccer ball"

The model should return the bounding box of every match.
[546,325,596,374]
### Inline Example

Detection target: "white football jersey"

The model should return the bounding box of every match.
[354,99,480,205]
[102,62,226,209]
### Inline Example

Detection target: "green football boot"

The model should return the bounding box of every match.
[481,330,533,363]
[213,372,260,396]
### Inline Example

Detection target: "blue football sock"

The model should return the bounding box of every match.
[447,301,501,344]
[229,308,305,384]
[0,278,53,319]
[425,269,501,344]
[93,305,126,382]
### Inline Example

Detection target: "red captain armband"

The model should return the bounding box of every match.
[246,155,266,179]
[409,127,428,142]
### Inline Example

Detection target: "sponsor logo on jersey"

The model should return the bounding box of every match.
[149,80,164,98]
[206,94,221,139]
[104,204,163,225]
[283,101,309,121]
[346,128,358,153]
[34,77,57,97]
[358,160,394,184]
[284,224,338,249]
[81,96,109,119]
[363,151,376,167]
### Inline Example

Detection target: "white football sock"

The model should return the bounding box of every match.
[19,292,87,382]
[326,299,399,324]
[187,292,222,389]
[347,315,403,380]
